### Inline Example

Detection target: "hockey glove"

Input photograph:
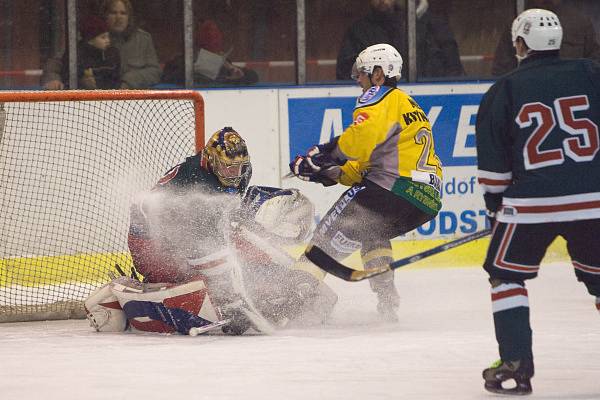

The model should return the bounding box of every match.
[483,192,503,228]
[485,209,497,229]
[289,146,340,187]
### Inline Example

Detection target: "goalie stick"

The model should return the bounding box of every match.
[189,318,232,336]
[305,229,492,282]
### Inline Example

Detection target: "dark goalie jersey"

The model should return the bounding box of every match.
[129,153,248,254]
[153,153,248,195]
[476,53,600,223]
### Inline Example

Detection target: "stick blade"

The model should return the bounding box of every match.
[305,245,354,280]
[305,245,391,282]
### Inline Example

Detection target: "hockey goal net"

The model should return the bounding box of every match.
[0,90,204,322]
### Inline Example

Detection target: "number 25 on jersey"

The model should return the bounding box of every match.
[516,95,599,170]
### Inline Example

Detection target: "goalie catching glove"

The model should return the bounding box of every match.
[240,185,315,243]
[289,145,341,187]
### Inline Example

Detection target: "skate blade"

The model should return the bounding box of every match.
[484,380,532,396]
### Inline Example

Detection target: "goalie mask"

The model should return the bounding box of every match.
[203,127,251,188]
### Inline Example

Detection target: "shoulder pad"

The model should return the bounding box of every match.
[355,86,394,108]
[157,165,181,186]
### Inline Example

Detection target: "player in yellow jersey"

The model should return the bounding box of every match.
[289,43,443,322]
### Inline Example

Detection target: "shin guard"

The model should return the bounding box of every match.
[490,281,533,363]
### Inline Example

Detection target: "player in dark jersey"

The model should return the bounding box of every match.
[85,127,336,336]
[127,126,252,283]
[476,9,600,395]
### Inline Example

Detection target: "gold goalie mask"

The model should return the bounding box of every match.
[203,127,251,188]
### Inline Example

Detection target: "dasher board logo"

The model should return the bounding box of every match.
[358,86,380,104]
[286,90,486,167]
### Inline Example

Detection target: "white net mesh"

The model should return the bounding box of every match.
[0,91,203,322]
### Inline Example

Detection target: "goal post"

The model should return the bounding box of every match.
[0,90,204,322]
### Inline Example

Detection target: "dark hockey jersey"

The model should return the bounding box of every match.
[129,153,249,251]
[152,153,249,195]
[476,53,600,223]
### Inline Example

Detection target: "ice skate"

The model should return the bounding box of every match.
[219,300,252,335]
[274,269,338,326]
[375,290,400,323]
[219,297,275,335]
[482,359,533,395]
[371,277,400,323]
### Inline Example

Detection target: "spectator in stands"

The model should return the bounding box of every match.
[162,19,258,86]
[492,0,600,76]
[67,15,121,89]
[41,0,160,89]
[335,0,464,80]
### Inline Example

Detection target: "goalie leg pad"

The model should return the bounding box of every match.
[187,249,240,305]
[84,283,128,332]
[110,277,223,335]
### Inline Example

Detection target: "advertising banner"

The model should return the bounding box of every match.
[280,83,493,239]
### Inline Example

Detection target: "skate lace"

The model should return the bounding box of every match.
[489,359,503,369]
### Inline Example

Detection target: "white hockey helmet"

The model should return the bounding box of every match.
[511,8,562,51]
[351,43,403,81]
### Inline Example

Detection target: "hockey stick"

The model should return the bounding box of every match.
[189,318,232,336]
[305,228,492,282]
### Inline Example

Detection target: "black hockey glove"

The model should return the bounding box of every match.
[289,145,340,187]
[485,209,497,228]
[483,192,503,228]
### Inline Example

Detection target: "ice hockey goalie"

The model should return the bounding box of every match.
[84,185,336,336]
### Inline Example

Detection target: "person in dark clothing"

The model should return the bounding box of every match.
[63,15,121,89]
[42,0,160,90]
[162,19,258,86]
[492,0,600,76]
[476,8,600,395]
[336,0,464,80]
[128,127,252,284]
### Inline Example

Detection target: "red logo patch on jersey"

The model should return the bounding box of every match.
[157,165,180,185]
[353,112,369,125]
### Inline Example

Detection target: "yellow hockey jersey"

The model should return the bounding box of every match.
[336,85,443,193]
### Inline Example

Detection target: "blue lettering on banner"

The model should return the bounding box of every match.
[288,97,353,157]
[416,209,490,236]
[442,176,478,198]
[287,93,484,166]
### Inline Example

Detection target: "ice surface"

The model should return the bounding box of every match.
[1,263,599,400]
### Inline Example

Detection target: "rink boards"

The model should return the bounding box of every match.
[0,82,570,287]
[0,237,569,287]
